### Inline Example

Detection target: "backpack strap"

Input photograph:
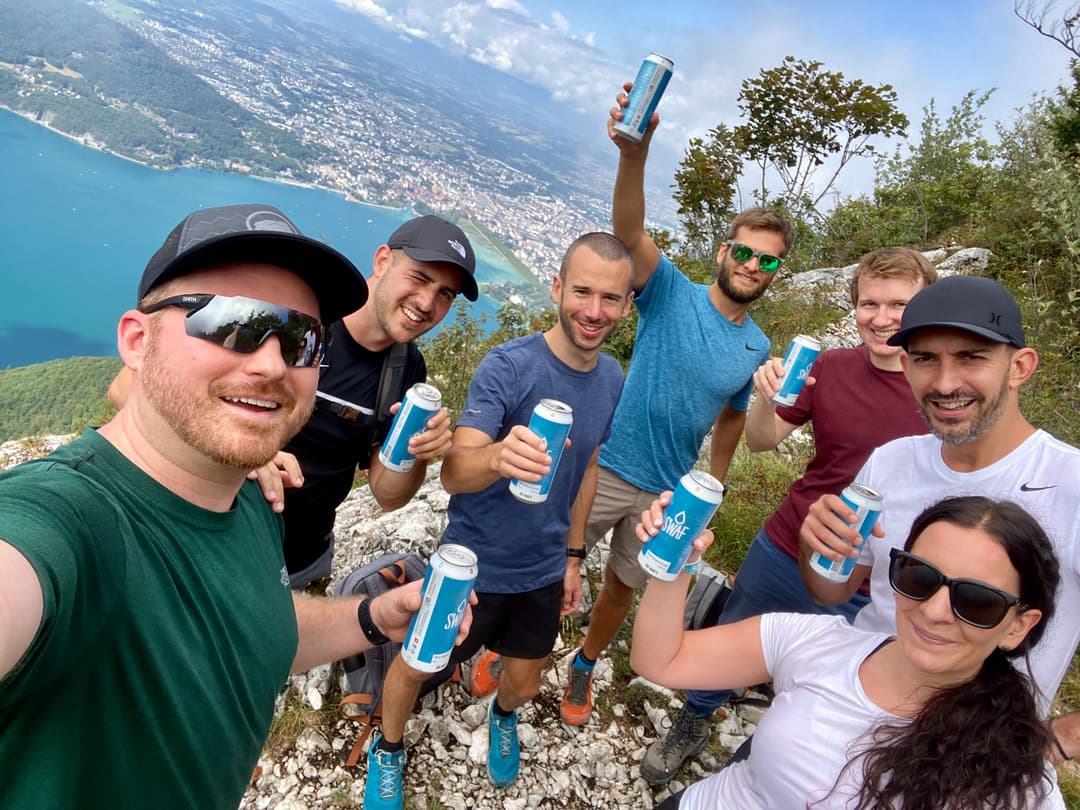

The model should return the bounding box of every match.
[378,561,410,587]
[374,342,411,427]
[340,693,382,767]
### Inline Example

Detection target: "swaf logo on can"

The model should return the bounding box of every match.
[661,511,690,541]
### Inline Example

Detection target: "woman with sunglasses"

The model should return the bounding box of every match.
[632,495,1065,809]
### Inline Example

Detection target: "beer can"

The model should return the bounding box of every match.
[378,383,442,472]
[638,470,725,581]
[401,544,478,673]
[809,483,884,583]
[509,399,573,504]
[770,335,821,407]
[612,52,674,143]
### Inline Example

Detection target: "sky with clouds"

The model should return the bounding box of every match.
[333,0,1076,200]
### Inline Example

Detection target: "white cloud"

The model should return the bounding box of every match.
[334,0,394,26]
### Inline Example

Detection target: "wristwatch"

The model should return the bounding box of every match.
[566,547,587,559]
[356,598,390,646]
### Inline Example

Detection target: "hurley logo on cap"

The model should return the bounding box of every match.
[448,239,467,260]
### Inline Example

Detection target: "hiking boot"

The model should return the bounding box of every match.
[363,734,405,810]
[639,704,712,786]
[470,650,502,698]
[487,702,520,788]
[560,660,594,726]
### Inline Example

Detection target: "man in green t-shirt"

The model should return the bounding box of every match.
[0,204,470,809]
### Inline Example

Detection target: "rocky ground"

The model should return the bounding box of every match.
[239,466,766,810]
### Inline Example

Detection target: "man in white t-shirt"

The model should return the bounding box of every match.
[798,274,1080,758]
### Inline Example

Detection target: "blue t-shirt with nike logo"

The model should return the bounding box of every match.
[598,255,770,493]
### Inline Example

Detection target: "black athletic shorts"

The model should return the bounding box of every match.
[451,579,563,662]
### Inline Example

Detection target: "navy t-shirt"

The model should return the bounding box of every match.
[444,333,624,592]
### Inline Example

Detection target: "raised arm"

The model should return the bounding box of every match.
[630,495,769,690]
[0,540,44,679]
[609,81,661,292]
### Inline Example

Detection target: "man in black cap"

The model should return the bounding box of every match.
[797,273,1080,756]
[272,214,479,587]
[0,205,471,809]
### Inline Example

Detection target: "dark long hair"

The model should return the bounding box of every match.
[841,496,1061,809]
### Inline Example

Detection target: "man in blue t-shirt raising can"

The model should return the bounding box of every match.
[558,79,795,729]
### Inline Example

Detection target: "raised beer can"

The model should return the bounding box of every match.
[612,52,674,143]
[809,483,884,583]
[771,334,821,407]
[638,470,725,581]
[509,399,573,505]
[378,383,442,472]
[401,544,478,673]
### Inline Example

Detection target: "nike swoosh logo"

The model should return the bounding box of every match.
[1020,483,1057,492]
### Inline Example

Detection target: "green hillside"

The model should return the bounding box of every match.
[0,356,121,442]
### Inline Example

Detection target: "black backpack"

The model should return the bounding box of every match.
[333,551,427,765]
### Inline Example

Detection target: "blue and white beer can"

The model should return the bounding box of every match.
[771,335,821,407]
[613,52,674,143]
[809,483,884,583]
[638,470,725,581]
[509,399,573,505]
[378,383,442,472]
[401,544,478,673]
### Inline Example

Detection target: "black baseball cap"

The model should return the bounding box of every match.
[887,275,1026,349]
[387,215,478,301]
[139,204,368,324]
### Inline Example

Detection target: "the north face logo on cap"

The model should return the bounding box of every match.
[448,239,467,259]
[246,209,298,234]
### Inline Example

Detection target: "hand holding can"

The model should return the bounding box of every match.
[379,383,443,472]
[401,544,479,673]
[808,483,883,582]
[612,53,674,143]
[771,335,821,407]
[638,470,724,581]
[509,400,573,504]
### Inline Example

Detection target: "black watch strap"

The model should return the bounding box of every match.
[356,598,390,646]
[566,547,586,559]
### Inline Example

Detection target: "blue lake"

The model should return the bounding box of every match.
[0,110,518,368]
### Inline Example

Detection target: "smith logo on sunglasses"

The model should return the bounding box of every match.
[140,293,326,367]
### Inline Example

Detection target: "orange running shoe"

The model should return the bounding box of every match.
[470,649,502,698]
[560,659,594,726]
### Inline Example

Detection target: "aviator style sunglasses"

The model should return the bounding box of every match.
[888,548,1025,629]
[140,293,325,368]
[724,240,784,273]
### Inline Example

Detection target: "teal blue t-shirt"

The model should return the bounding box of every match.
[0,430,298,809]
[598,255,770,493]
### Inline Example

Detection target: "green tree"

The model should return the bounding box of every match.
[672,124,744,258]
[736,56,908,221]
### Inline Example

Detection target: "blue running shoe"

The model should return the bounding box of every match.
[363,733,405,810]
[487,701,520,788]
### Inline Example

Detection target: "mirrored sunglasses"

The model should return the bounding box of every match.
[725,240,784,273]
[140,294,325,368]
[888,548,1024,629]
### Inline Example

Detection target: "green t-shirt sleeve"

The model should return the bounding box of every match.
[0,465,126,692]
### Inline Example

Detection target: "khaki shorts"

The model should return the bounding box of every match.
[585,466,660,590]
